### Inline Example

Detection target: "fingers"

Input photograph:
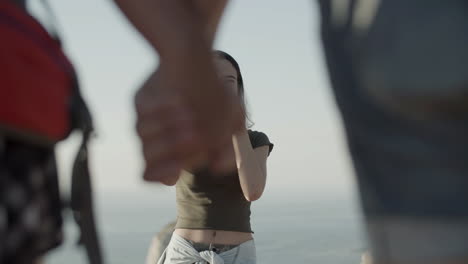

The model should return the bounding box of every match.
[136,109,194,142]
[182,152,209,172]
[135,65,247,183]
[210,142,236,174]
[142,129,198,165]
[143,161,181,185]
[139,123,203,182]
[207,96,245,174]
[136,93,185,118]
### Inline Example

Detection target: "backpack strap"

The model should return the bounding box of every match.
[70,75,104,264]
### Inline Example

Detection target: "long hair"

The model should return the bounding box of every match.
[214,50,254,128]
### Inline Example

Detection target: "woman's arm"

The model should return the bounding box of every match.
[232,130,269,202]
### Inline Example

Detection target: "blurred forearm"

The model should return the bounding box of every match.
[113,0,228,61]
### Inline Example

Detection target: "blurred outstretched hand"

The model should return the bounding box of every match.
[135,60,245,185]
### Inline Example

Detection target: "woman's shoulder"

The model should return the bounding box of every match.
[248,129,274,154]
[248,129,269,139]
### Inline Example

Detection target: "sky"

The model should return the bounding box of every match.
[29,0,359,202]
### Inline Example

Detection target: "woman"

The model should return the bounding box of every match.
[157,51,274,264]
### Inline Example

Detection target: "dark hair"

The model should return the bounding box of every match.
[214,50,254,127]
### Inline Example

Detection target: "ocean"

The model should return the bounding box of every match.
[45,191,367,264]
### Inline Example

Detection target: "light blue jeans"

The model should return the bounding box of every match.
[157,233,256,264]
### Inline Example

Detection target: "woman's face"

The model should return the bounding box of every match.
[214,57,239,95]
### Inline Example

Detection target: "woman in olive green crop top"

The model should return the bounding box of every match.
[156,51,273,264]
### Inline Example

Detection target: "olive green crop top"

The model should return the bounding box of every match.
[175,130,273,233]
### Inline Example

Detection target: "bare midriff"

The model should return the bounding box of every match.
[175,228,253,245]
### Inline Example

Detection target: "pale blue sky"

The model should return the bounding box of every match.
[30,0,358,200]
